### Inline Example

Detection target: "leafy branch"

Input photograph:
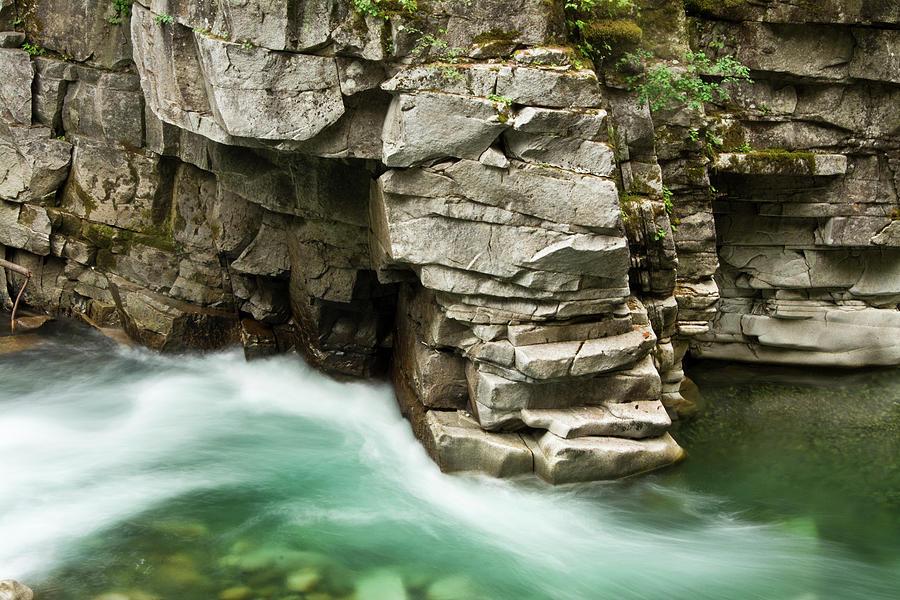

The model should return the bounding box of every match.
[618,49,752,112]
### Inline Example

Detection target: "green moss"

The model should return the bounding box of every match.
[94,249,117,272]
[17,207,37,227]
[729,149,818,176]
[134,228,177,253]
[82,222,130,250]
[719,121,747,152]
[472,28,522,44]
[46,209,82,237]
[583,19,642,54]
[66,179,99,219]
[682,0,748,14]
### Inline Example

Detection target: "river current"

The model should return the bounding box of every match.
[1,319,898,599]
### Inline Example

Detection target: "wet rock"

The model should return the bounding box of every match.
[425,575,481,600]
[13,315,53,331]
[0,580,32,600]
[520,401,671,439]
[0,334,40,354]
[285,568,321,593]
[423,410,533,478]
[218,586,254,600]
[529,431,685,483]
[355,570,408,600]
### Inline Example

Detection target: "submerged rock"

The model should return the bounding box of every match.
[355,571,408,600]
[285,567,321,593]
[0,580,33,600]
[218,586,254,600]
[425,575,481,600]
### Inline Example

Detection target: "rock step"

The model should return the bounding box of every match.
[467,354,661,412]
[513,324,657,379]
[527,431,685,484]
[506,315,633,346]
[520,401,671,439]
[423,411,533,478]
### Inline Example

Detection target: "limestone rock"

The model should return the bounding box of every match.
[60,137,163,231]
[132,5,344,144]
[0,124,72,203]
[512,324,656,380]
[194,35,344,141]
[520,401,671,439]
[0,48,33,126]
[713,153,847,176]
[467,355,661,412]
[381,93,507,167]
[504,130,616,177]
[62,67,145,148]
[423,411,533,477]
[27,0,132,69]
[507,317,632,346]
[0,201,51,255]
[0,32,25,48]
[529,431,685,483]
[495,66,602,108]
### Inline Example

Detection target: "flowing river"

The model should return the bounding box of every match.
[1,319,898,600]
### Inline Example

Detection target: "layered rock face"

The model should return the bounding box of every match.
[0,0,897,482]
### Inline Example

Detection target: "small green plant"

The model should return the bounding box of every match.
[734,141,752,153]
[653,227,668,241]
[688,129,700,142]
[618,49,752,112]
[487,94,513,107]
[22,43,46,56]
[352,0,418,19]
[154,13,175,26]
[241,40,254,50]
[407,27,466,80]
[662,186,674,213]
[13,17,23,26]
[109,0,134,25]
[662,186,678,232]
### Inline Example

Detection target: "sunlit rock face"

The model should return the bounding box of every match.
[1,0,897,481]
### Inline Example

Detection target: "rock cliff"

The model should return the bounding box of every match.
[0,0,897,482]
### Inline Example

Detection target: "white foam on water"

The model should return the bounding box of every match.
[0,343,894,598]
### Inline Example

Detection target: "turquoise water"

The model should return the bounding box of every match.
[1,319,898,599]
